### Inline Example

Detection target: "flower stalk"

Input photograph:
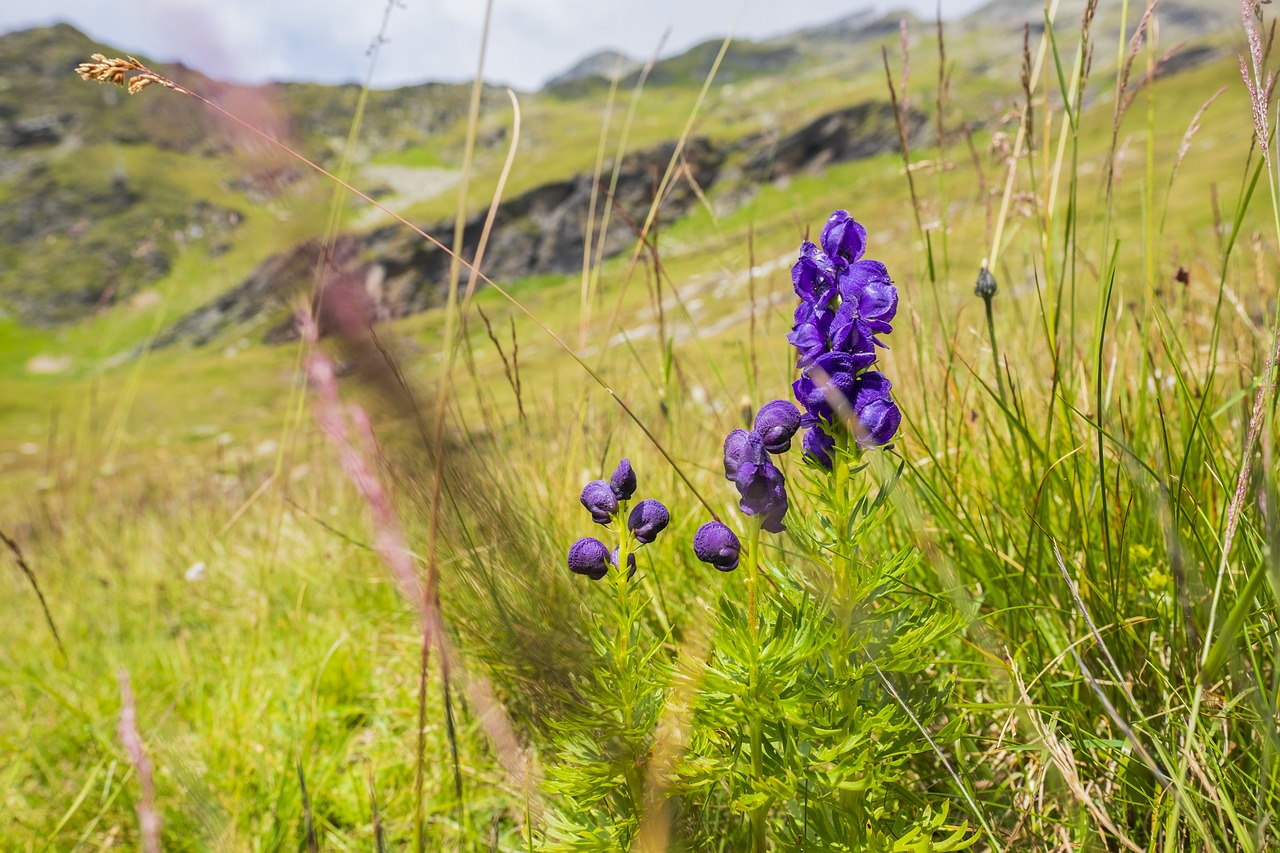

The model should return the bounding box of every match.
[744,518,768,852]
[975,263,1004,401]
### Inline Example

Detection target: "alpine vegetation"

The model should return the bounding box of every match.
[543,223,969,846]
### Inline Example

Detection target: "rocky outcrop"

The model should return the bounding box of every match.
[152,136,726,346]
[150,237,362,348]
[368,136,723,306]
[741,102,927,183]
[152,99,925,347]
[0,162,242,325]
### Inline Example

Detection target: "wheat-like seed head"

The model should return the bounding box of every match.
[75,54,169,94]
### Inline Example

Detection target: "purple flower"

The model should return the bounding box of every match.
[791,241,838,305]
[788,210,904,460]
[828,302,878,366]
[734,457,788,533]
[568,537,609,580]
[787,322,828,369]
[754,400,801,454]
[580,480,618,525]
[628,499,670,544]
[838,260,897,337]
[852,371,902,448]
[610,546,638,579]
[693,521,742,572]
[793,352,859,421]
[802,424,836,470]
[820,210,867,267]
[723,429,766,482]
[794,297,834,329]
[609,458,637,500]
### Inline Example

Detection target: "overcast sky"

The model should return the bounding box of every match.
[1,0,991,91]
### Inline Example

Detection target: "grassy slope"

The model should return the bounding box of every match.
[1,8,1276,850]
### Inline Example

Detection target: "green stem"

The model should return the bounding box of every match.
[983,295,1006,402]
[744,520,767,852]
[613,513,644,818]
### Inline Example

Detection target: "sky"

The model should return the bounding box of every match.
[0,0,991,91]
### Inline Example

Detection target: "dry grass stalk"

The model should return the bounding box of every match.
[1171,86,1230,187]
[1,527,67,663]
[118,668,162,853]
[1241,0,1277,161]
[1010,665,1142,853]
[630,628,711,853]
[476,304,526,422]
[465,671,539,828]
[299,308,425,618]
[1206,4,1280,655]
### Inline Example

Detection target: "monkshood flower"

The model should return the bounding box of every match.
[787,318,829,369]
[820,209,868,266]
[754,400,801,454]
[695,399,795,568]
[735,458,788,533]
[723,429,766,481]
[580,480,619,525]
[850,371,902,449]
[699,398,795,562]
[610,458,637,501]
[791,240,838,306]
[568,537,610,580]
[569,459,669,582]
[793,352,860,422]
[839,260,897,339]
[628,499,670,545]
[693,521,742,572]
[789,210,903,466]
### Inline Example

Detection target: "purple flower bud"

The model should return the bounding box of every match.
[693,521,741,572]
[754,399,801,454]
[568,537,609,580]
[610,546,638,580]
[820,210,868,266]
[802,424,836,470]
[852,371,902,448]
[628,499,670,544]
[723,429,766,482]
[580,480,618,525]
[609,458,637,500]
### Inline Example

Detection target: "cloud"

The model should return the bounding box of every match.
[0,0,990,91]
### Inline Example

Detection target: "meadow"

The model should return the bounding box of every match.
[2,1,1279,850]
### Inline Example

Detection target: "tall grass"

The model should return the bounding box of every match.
[2,0,1278,850]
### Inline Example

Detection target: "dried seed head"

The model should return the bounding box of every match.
[76,54,169,95]
[128,76,158,94]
